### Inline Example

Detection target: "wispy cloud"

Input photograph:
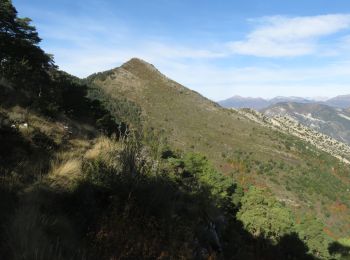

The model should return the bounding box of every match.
[25,7,350,99]
[33,10,226,77]
[228,14,350,57]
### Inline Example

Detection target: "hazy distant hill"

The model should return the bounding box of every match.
[269,96,313,104]
[218,95,269,110]
[262,102,350,145]
[219,96,314,109]
[326,94,350,108]
[219,95,350,110]
[88,58,350,238]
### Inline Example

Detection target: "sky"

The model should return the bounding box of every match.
[13,0,350,101]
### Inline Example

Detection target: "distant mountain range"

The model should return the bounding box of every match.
[219,95,350,110]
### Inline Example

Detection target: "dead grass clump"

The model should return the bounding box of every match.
[84,136,120,164]
[47,159,82,189]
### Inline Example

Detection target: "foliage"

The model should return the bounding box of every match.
[296,216,332,259]
[237,187,294,242]
[69,139,314,259]
[0,0,54,102]
[166,152,244,212]
[86,83,142,129]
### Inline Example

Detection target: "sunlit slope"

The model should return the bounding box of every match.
[263,102,350,145]
[89,58,289,161]
[88,58,350,237]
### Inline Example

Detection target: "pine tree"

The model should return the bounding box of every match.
[0,0,54,93]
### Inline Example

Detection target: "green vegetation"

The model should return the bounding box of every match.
[237,187,294,242]
[1,1,350,259]
[89,57,350,239]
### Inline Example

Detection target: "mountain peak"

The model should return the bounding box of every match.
[123,57,150,65]
[122,57,157,72]
[119,57,171,83]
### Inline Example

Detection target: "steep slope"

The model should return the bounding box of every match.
[87,58,284,162]
[263,102,350,145]
[88,58,350,238]
[237,108,350,164]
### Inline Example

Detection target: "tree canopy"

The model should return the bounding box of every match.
[237,187,294,242]
[0,0,54,94]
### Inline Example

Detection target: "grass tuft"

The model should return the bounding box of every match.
[47,159,82,190]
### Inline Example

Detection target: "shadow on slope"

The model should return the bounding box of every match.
[1,170,315,259]
[0,136,316,260]
[329,241,350,259]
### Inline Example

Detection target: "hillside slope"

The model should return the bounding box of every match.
[263,102,350,145]
[237,108,350,164]
[88,58,350,238]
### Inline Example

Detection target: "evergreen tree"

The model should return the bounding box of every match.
[296,216,331,259]
[237,187,294,242]
[0,0,54,95]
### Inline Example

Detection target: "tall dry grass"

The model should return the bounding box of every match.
[47,159,82,190]
[84,136,121,168]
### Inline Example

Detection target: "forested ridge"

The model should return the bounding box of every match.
[0,1,350,259]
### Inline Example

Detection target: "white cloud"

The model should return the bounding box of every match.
[34,11,226,77]
[229,14,350,57]
[30,9,350,100]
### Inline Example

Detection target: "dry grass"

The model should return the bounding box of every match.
[1,106,66,144]
[85,136,120,163]
[47,159,82,190]
[55,138,92,161]
[84,137,110,160]
[46,137,121,190]
[50,159,81,177]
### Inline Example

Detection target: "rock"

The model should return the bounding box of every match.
[19,123,28,129]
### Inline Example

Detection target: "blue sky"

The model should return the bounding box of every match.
[13,0,350,100]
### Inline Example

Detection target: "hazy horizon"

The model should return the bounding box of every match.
[217,94,346,102]
[13,0,350,100]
